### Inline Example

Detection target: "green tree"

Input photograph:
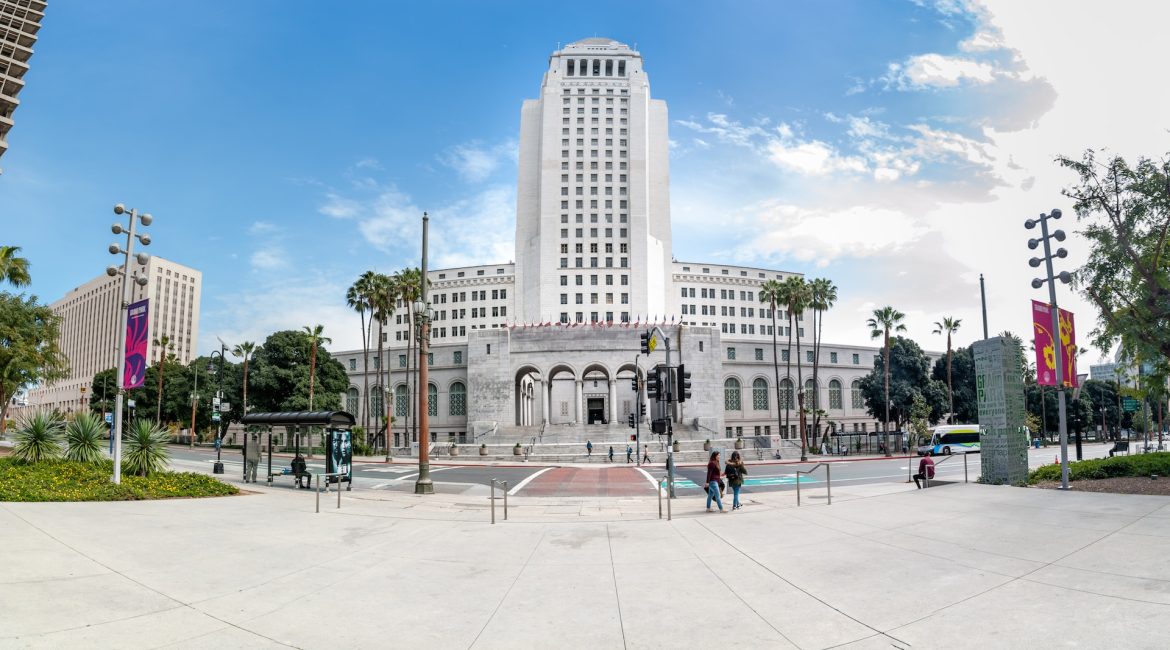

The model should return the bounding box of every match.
[232,341,257,414]
[758,279,786,448]
[249,330,347,412]
[302,325,331,410]
[347,271,379,433]
[0,245,32,287]
[931,346,977,423]
[1058,150,1170,362]
[0,293,68,432]
[866,306,907,455]
[932,317,962,424]
[152,334,174,424]
[908,393,932,449]
[808,278,837,444]
[859,336,947,430]
[370,272,396,440]
[395,267,424,443]
[780,277,812,459]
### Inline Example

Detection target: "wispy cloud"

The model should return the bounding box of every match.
[439,139,518,183]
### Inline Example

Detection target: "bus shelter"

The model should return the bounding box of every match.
[829,431,906,456]
[240,411,356,490]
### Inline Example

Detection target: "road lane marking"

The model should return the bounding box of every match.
[508,467,555,495]
[634,467,661,491]
[394,466,456,482]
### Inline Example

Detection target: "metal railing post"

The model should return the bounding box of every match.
[826,464,832,505]
[666,477,672,520]
[658,478,663,519]
[964,454,969,483]
[503,481,508,520]
[491,477,496,524]
[338,474,342,509]
[796,470,802,506]
[316,474,321,513]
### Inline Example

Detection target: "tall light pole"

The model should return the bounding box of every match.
[209,342,227,474]
[189,359,199,450]
[1027,208,1072,489]
[415,212,434,495]
[107,203,153,485]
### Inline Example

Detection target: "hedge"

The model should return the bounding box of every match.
[0,458,239,502]
[1028,452,1170,484]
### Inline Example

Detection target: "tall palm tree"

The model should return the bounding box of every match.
[395,267,423,444]
[933,317,962,424]
[782,277,812,460]
[759,280,785,456]
[867,306,906,457]
[152,335,173,424]
[369,272,395,447]
[347,271,379,434]
[302,325,331,410]
[232,341,257,414]
[808,278,837,446]
[0,245,31,287]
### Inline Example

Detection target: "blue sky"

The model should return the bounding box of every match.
[4,1,1168,359]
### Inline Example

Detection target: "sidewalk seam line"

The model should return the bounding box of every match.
[605,524,629,650]
[466,530,545,649]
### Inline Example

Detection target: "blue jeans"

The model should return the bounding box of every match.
[707,480,723,510]
[731,484,741,508]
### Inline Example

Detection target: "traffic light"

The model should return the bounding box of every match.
[628,413,635,429]
[639,402,646,417]
[646,367,661,400]
[640,330,651,355]
[631,377,638,392]
[677,364,692,403]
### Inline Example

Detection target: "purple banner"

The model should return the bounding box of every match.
[123,299,149,389]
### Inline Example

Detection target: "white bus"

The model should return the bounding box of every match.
[917,425,981,456]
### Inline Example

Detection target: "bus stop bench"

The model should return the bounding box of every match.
[1109,441,1129,457]
[268,457,313,488]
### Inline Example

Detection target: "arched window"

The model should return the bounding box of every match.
[724,378,741,411]
[370,385,383,416]
[428,383,438,417]
[805,379,816,406]
[779,378,794,410]
[752,378,768,410]
[829,380,843,410]
[346,387,359,415]
[851,380,864,409]
[449,382,466,416]
[395,385,408,417]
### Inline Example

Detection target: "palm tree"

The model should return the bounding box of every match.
[369,272,396,447]
[759,279,785,457]
[302,325,331,410]
[933,317,962,424]
[782,277,811,460]
[0,245,31,287]
[867,306,907,457]
[395,267,423,444]
[808,278,837,446]
[232,341,257,414]
[347,271,379,434]
[152,335,173,424]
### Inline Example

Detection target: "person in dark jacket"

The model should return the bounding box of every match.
[725,451,747,510]
[706,451,725,512]
[914,454,936,488]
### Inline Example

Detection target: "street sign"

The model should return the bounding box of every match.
[212,413,221,423]
[104,413,112,424]
[1122,397,1140,412]
[219,402,231,412]
[127,399,136,408]
[647,334,657,353]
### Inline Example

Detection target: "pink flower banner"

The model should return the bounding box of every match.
[1031,300,1079,388]
[123,299,149,389]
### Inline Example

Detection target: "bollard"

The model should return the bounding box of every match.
[315,474,321,513]
[658,478,663,519]
[826,464,832,505]
[796,471,802,506]
[490,477,496,524]
[666,477,672,521]
[503,481,508,521]
[964,454,969,483]
[337,474,342,509]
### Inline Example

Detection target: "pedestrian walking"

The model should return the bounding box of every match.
[642,444,651,464]
[626,444,633,463]
[608,445,614,463]
[587,440,593,457]
[913,454,936,489]
[244,432,261,483]
[705,451,725,512]
[725,450,746,510]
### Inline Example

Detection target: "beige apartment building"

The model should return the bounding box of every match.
[0,0,44,172]
[24,256,202,414]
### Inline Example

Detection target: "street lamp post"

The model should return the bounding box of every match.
[414,212,434,495]
[1027,208,1072,489]
[189,359,199,450]
[210,342,227,474]
[106,203,153,485]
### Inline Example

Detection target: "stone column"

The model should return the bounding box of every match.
[608,379,618,425]
[575,379,583,424]
[539,378,548,424]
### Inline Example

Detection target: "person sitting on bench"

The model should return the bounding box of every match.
[914,454,935,489]
[291,455,309,488]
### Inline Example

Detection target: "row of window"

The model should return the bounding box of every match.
[560,312,630,324]
[564,58,628,77]
[560,242,629,254]
[559,213,627,225]
[728,347,866,365]
[422,288,507,306]
[347,350,464,371]
[723,377,864,412]
[559,257,629,269]
[435,268,508,279]
[346,382,467,418]
[679,265,784,279]
[560,293,629,305]
[560,227,628,238]
[560,198,628,209]
[560,274,629,286]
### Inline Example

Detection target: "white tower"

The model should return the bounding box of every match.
[514,38,673,324]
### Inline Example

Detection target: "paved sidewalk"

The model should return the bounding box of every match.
[2,481,1168,649]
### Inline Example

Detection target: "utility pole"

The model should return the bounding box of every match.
[1027,209,1072,489]
[415,213,434,495]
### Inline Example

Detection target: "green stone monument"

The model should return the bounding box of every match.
[974,336,1029,484]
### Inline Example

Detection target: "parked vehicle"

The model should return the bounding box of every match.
[917,425,981,456]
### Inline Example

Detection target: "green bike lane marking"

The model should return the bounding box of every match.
[670,475,819,489]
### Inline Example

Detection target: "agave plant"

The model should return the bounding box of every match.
[64,412,106,463]
[13,409,64,463]
[123,418,172,477]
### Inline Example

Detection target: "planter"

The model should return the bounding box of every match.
[734,438,745,450]
[703,441,711,451]
[513,445,523,456]
[479,446,488,456]
[449,446,459,457]
[672,441,681,452]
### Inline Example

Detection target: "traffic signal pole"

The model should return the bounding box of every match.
[634,356,641,467]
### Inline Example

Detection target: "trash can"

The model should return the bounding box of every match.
[1033,438,1041,449]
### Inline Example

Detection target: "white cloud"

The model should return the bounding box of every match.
[201,276,360,355]
[249,247,287,271]
[319,194,363,219]
[439,139,518,183]
[735,203,928,266]
[885,53,998,89]
[248,221,279,235]
[766,139,868,176]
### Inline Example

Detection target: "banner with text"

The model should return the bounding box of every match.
[1031,300,1079,388]
[123,299,149,389]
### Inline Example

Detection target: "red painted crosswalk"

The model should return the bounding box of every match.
[517,467,653,497]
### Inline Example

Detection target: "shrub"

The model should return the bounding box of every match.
[1028,452,1170,484]
[123,418,171,476]
[0,458,237,501]
[64,412,106,463]
[13,410,64,463]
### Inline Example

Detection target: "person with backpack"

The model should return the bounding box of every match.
[626,444,633,463]
[586,440,593,458]
[608,445,614,463]
[725,450,747,510]
[705,450,725,512]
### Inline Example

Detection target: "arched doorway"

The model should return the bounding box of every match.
[581,363,612,425]
[615,362,644,425]
[515,365,543,427]
[547,363,578,425]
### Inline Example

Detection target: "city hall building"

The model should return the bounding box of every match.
[332,39,900,448]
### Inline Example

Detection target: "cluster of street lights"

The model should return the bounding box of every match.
[106,203,153,485]
[1027,208,1072,490]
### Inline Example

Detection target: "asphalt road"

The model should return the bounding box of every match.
[166,440,1122,497]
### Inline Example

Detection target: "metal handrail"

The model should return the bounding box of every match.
[795,462,832,506]
[922,453,970,487]
[490,478,509,523]
[314,472,346,513]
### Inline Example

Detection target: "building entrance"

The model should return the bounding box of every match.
[587,398,606,424]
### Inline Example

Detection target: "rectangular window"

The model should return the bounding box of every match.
[782,349,790,362]
[348,359,356,371]
[830,352,838,363]
[755,348,763,361]
[852,353,860,364]
[727,347,736,360]
[399,355,407,367]
[454,350,463,365]
[807,350,814,363]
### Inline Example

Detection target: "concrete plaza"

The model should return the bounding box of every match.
[2,476,1169,649]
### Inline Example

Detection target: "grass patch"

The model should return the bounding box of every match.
[1028,452,1170,484]
[0,458,239,502]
